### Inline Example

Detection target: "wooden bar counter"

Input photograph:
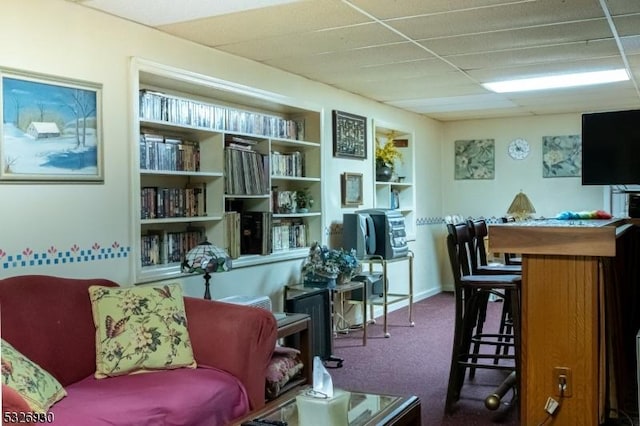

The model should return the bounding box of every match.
[489,218,638,425]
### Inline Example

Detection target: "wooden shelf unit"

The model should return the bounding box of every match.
[131,59,323,283]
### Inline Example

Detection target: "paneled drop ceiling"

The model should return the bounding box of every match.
[70,0,640,121]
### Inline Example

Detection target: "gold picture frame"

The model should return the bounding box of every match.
[341,172,363,207]
[0,68,104,182]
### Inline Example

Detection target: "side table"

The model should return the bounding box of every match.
[276,313,312,386]
[361,251,415,338]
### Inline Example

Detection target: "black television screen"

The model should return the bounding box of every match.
[582,109,640,185]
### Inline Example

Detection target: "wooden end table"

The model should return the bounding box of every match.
[276,313,312,386]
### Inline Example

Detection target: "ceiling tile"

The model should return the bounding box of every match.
[216,22,405,61]
[262,43,433,76]
[387,0,606,40]
[158,0,367,47]
[346,0,533,20]
[342,75,484,102]
[306,58,455,85]
[419,20,612,57]
[445,39,621,73]
[467,56,629,81]
[80,0,306,26]
[605,0,640,15]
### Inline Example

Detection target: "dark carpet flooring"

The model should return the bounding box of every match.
[328,292,520,426]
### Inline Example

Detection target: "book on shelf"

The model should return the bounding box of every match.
[140,130,200,172]
[140,89,306,141]
[270,151,304,177]
[141,230,163,266]
[240,211,272,255]
[185,182,207,217]
[271,218,306,251]
[140,184,206,219]
[224,146,268,195]
[166,228,204,263]
[225,211,241,259]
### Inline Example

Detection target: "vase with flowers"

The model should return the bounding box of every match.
[375,134,403,182]
[301,242,361,288]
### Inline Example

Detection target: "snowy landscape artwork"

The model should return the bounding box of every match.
[1,71,102,181]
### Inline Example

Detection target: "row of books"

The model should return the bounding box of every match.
[142,213,306,266]
[141,185,206,219]
[224,145,269,195]
[140,89,305,141]
[140,228,204,266]
[271,151,304,177]
[140,89,225,130]
[272,219,307,251]
[224,211,273,257]
[225,212,307,256]
[140,131,200,172]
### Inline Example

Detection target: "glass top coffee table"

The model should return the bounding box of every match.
[234,388,421,426]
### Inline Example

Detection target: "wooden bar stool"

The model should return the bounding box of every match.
[466,219,521,369]
[444,222,521,415]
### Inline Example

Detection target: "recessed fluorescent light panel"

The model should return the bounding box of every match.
[483,69,629,93]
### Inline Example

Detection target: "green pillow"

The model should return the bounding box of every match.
[1,339,67,412]
[88,283,197,379]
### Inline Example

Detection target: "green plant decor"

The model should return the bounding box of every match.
[295,188,314,210]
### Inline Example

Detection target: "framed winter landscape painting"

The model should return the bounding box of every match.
[0,69,103,182]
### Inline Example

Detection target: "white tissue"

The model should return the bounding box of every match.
[297,357,350,426]
[312,356,333,398]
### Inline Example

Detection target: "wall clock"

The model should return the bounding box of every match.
[508,138,530,160]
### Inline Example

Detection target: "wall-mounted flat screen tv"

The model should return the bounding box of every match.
[582,109,640,185]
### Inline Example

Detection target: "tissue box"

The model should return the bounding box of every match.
[296,389,350,426]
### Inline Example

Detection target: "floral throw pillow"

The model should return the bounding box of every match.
[88,283,197,379]
[1,339,67,412]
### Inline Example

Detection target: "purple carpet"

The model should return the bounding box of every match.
[329,292,519,425]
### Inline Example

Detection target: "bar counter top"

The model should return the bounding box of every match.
[489,217,632,257]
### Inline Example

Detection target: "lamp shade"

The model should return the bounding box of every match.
[182,240,231,274]
[182,240,231,300]
[507,191,536,220]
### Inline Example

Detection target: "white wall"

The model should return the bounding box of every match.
[435,114,608,290]
[442,114,605,219]
[1,0,609,306]
[0,0,444,308]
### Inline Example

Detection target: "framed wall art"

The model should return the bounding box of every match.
[341,172,363,207]
[0,68,103,182]
[454,139,495,180]
[542,135,581,178]
[333,110,367,159]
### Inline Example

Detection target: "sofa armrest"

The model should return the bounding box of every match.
[2,385,35,426]
[184,297,277,410]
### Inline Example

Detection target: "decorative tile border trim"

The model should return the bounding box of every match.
[418,215,506,226]
[0,242,130,270]
[326,216,506,236]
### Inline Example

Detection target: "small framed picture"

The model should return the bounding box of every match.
[0,68,103,182]
[341,172,363,207]
[333,110,367,159]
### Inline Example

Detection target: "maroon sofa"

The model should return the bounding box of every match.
[0,275,278,425]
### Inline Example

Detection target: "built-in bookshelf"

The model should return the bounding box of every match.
[132,59,322,283]
[373,121,416,239]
